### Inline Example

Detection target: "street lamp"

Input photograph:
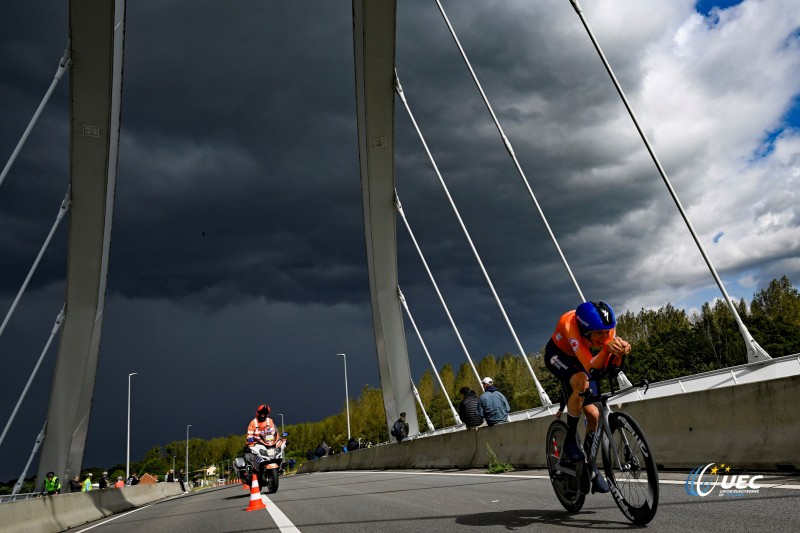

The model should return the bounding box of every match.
[337,353,351,439]
[126,372,138,480]
[277,413,284,435]
[186,424,192,486]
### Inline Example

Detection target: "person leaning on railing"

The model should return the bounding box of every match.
[42,471,61,496]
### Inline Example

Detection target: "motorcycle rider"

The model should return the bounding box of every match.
[245,404,279,469]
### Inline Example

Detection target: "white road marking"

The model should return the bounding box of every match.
[74,493,185,531]
[263,494,302,532]
[326,469,800,489]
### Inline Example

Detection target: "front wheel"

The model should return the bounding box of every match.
[266,468,279,494]
[601,412,659,525]
[546,420,585,513]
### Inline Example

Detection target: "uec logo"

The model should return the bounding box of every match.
[685,463,763,497]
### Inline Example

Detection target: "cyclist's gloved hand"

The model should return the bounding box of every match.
[606,337,631,357]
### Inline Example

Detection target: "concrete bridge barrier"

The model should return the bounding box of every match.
[301,374,799,473]
[2,482,184,533]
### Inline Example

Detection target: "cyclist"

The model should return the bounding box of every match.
[544,300,631,493]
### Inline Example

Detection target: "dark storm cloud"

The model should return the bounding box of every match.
[106,1,362,306]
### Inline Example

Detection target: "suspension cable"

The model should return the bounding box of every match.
[0,43,71,191]
[398,286,462,424]
[0,187,71,341]
[410,379,435,431]
[395,71,551,406]
[395,190,481,387]
[433,0,585,303]
[568,0,769,362]
[0,306,65,448]
[12,420,47,496]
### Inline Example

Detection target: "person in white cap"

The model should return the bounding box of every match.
[477,377,510,426]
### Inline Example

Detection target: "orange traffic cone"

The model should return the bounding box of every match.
[245,474,266,512]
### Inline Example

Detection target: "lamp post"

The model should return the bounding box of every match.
[277,413,284,435]
[186,424,192,486]
[126,372,137,480]
[172,455,176,475]
[337,353,351,439]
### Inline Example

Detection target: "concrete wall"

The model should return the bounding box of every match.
[2,483,184,533]
[301,374,800,473]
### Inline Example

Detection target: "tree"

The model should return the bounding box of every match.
[748,276,800,356]
[750,276,800,325]
[476,355,498,382]
[691,299,746,370]
[453,361,481,394]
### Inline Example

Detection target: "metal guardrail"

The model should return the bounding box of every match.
[0,492,41,503]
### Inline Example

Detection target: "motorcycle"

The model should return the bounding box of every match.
[234,432,286,494]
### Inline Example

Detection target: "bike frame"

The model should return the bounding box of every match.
[581,379,650,469]
[559,377,650,477]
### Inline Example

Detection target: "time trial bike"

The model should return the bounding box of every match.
[545,370,659,525]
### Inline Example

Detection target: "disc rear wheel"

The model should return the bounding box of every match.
[546,420,585,513]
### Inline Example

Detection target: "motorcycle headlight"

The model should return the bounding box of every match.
[266,448,277,459]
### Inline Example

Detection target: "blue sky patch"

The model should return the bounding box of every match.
[695,0,744,17]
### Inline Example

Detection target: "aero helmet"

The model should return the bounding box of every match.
[575,301,616,336]
[256,404,270,416]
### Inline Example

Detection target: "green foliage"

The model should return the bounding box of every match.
[486,444,513,474]
[283,384,391,457]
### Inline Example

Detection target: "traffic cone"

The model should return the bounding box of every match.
[245,474,266,512]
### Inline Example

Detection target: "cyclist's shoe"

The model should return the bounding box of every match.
[562,438,585,463]
[591,466,610,494]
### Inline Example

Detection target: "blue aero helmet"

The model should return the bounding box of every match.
[575,301,616,336]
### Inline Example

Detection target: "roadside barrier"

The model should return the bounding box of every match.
[2,482,184,533]
[300,374,800,473]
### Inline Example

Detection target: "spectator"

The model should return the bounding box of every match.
[458,387,484,428]
[477,377,510,426]
[287,457,296,470]
[347,436,359,451]
[99,471,109,490]
[82,473,93,492]
[42,471,61,496]
[69,475,81,493]
[114,476,125,488]
[391,412,409,442]
[126,472,139,486]
[166,469,175,482]
[177,469,187,493]
[314,442,327,459]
